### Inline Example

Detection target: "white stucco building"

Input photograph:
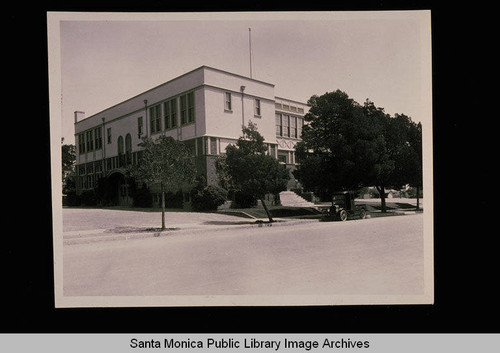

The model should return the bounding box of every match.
[74,65,309,206]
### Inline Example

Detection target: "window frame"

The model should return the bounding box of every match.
[275,113,282,137]
[149,104,162,134]
[180,95,187,125]
[224,92,232,111]
[94,127,102,150]
[137,116,143,136]
[254,98,261,117]
[187,91,195,123]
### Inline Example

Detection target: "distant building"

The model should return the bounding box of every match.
[74,66,309,206]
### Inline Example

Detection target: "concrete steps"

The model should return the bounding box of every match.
[279,191,317,208]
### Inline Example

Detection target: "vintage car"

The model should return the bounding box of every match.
[322,191,367,221]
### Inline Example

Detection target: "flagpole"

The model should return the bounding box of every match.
[249,28,253,78]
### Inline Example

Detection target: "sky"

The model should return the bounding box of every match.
[54,11,432,145]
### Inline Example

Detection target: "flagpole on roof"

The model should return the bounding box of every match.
[249,28,253,79]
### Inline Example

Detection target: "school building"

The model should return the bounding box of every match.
[74,65,309,206]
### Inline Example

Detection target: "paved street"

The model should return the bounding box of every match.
[63,212,425,297]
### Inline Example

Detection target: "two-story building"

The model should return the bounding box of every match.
[74,65,308,206]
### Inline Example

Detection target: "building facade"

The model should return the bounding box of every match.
[74,66,308,206]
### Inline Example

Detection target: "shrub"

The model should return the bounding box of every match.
[232,190,257,209]
[64,190,81,206]
[191,185,228,211]
[164,191,184,208]
[80,190,98,206]
[132,184,153,208]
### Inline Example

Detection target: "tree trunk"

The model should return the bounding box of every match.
[161,183,166,230]
[260,198,274,223]
[377,185,387,213]
[273,192,281,206]
[416,185,420,211]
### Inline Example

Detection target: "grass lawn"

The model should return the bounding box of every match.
[218,205,322,219]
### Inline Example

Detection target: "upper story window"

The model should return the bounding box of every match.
[125,134,132,153]
[94,127,102,150]
[275,114,282,137]
[275,114,303,138]
[78,134,86,154]
[117,136,124,155]
[290,116,296,138]
[86,130,94,152]
[137,117,143,137]
[283,115,290,137]
[180,92,195,125]
[164,98,177,129]
[149,104,162,134]
[180,95,187,125]
[125,133,132,164]
[297,117,303,138]
[224,92,232,111]
[187,92,195,123]
[107,128,112,144]
[254,99,261,116]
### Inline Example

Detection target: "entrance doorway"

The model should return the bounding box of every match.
[107,171,133,206]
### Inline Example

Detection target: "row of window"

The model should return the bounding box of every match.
[149,92,195,134]
[78,127,103,154]
[276,114,304,138]
[77,151,142,178]
[275,102,305,114]
[78,93,195,155]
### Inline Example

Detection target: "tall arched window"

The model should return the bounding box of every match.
[117,136,124,167]
[118,136,124,154]
[125,134,132,164]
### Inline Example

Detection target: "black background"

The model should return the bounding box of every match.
[3,1,498,334]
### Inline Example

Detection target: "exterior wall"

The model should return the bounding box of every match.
[203,67,275,144]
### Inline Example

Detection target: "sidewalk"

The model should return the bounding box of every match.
[61,208,317,245]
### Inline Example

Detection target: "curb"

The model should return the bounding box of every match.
[63,218,319,245]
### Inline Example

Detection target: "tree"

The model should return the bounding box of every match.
[294,92,423,213]
[365,106,422,212]
[61,142,76,193]
[361,99,396,212]
[219,122,289,222]
[294,90,375,197]
[128,135,196,229]
[393,116,422,209]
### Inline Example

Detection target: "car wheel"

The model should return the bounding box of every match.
[339,210,348,221]
[359,209,366,219]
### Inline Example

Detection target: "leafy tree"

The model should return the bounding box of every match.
[295,92,423,213]
[361,99,396,212]
[294,90,375,197]
[220,122,289,222]
[391,115,422,209]
[365,106,423,211]
[128,135,196,229]
[61,142,76,193]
